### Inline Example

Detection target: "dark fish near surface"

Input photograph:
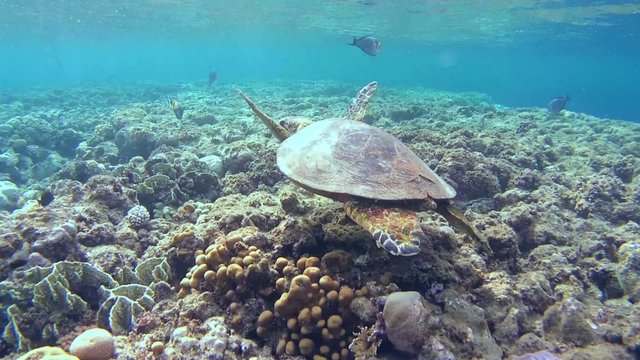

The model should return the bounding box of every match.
[167,97,184,120]
[208,70,217,85]
[38,190,54,207]
[349,36,382,56]
[548,95,569,115]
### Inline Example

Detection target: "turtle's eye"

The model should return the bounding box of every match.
[279,120,286,126]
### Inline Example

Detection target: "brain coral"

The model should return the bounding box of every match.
[68,328,114,360]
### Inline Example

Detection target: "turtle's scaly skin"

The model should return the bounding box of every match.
[346,81,378,122]
[279,116,314,133]
[344,202,423,256]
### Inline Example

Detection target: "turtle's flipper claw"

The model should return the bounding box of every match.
[373,230,422,256]
[344,202,424,256]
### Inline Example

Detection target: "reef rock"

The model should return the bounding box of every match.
[383,291,430,353]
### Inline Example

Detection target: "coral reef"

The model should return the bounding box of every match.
[174,229,364,359]
[1,81,640,359]
[97,284,155,335]
[0,258,170,353]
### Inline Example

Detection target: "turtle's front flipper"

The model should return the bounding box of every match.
[345,81,378,122]
[437,202,492,255]
[344,202,423,256]
[236,89,291,142]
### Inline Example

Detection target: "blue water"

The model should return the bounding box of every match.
[0,1,639,121]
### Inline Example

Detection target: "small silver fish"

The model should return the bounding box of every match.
[349,36,382,56]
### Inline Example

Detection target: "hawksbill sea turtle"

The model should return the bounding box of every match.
[236,82,487,256]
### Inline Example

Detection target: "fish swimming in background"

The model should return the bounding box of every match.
[37,190,54,207]
[167,97,184,120]
[548,95,570,115]
[208,70,217,85]
[349,36,382,56]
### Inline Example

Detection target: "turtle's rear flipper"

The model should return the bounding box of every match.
[438,202,492,255]
[344,202,422,256]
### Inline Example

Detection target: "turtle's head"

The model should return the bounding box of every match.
[279,116,313,134]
